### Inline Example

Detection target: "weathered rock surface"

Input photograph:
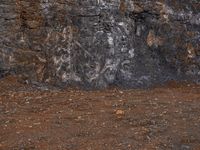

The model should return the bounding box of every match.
[0,0,200,88]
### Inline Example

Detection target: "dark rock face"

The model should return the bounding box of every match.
[0,0,200,88]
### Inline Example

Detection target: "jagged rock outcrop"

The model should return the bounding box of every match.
[0,0,200,88]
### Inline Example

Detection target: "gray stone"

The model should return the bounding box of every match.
[0,0,200,88]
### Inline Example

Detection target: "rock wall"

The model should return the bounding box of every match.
[0,0,200,88]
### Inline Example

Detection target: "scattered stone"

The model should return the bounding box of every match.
[33,122,41,125]
[115,110,125,115]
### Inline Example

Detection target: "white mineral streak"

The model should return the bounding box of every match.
[87,62,101,82]
[129,49,135,58]
[107,34,114,46]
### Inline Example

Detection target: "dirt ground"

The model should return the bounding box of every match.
[0,76,200,150]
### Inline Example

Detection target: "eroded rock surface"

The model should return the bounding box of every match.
[0,0,200,88]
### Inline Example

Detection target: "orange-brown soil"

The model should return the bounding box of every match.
[0,76,200,150]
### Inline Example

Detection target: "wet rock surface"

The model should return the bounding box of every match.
[0,0,200,88]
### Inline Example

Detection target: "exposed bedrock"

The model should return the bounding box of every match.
[0,0,200,88]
